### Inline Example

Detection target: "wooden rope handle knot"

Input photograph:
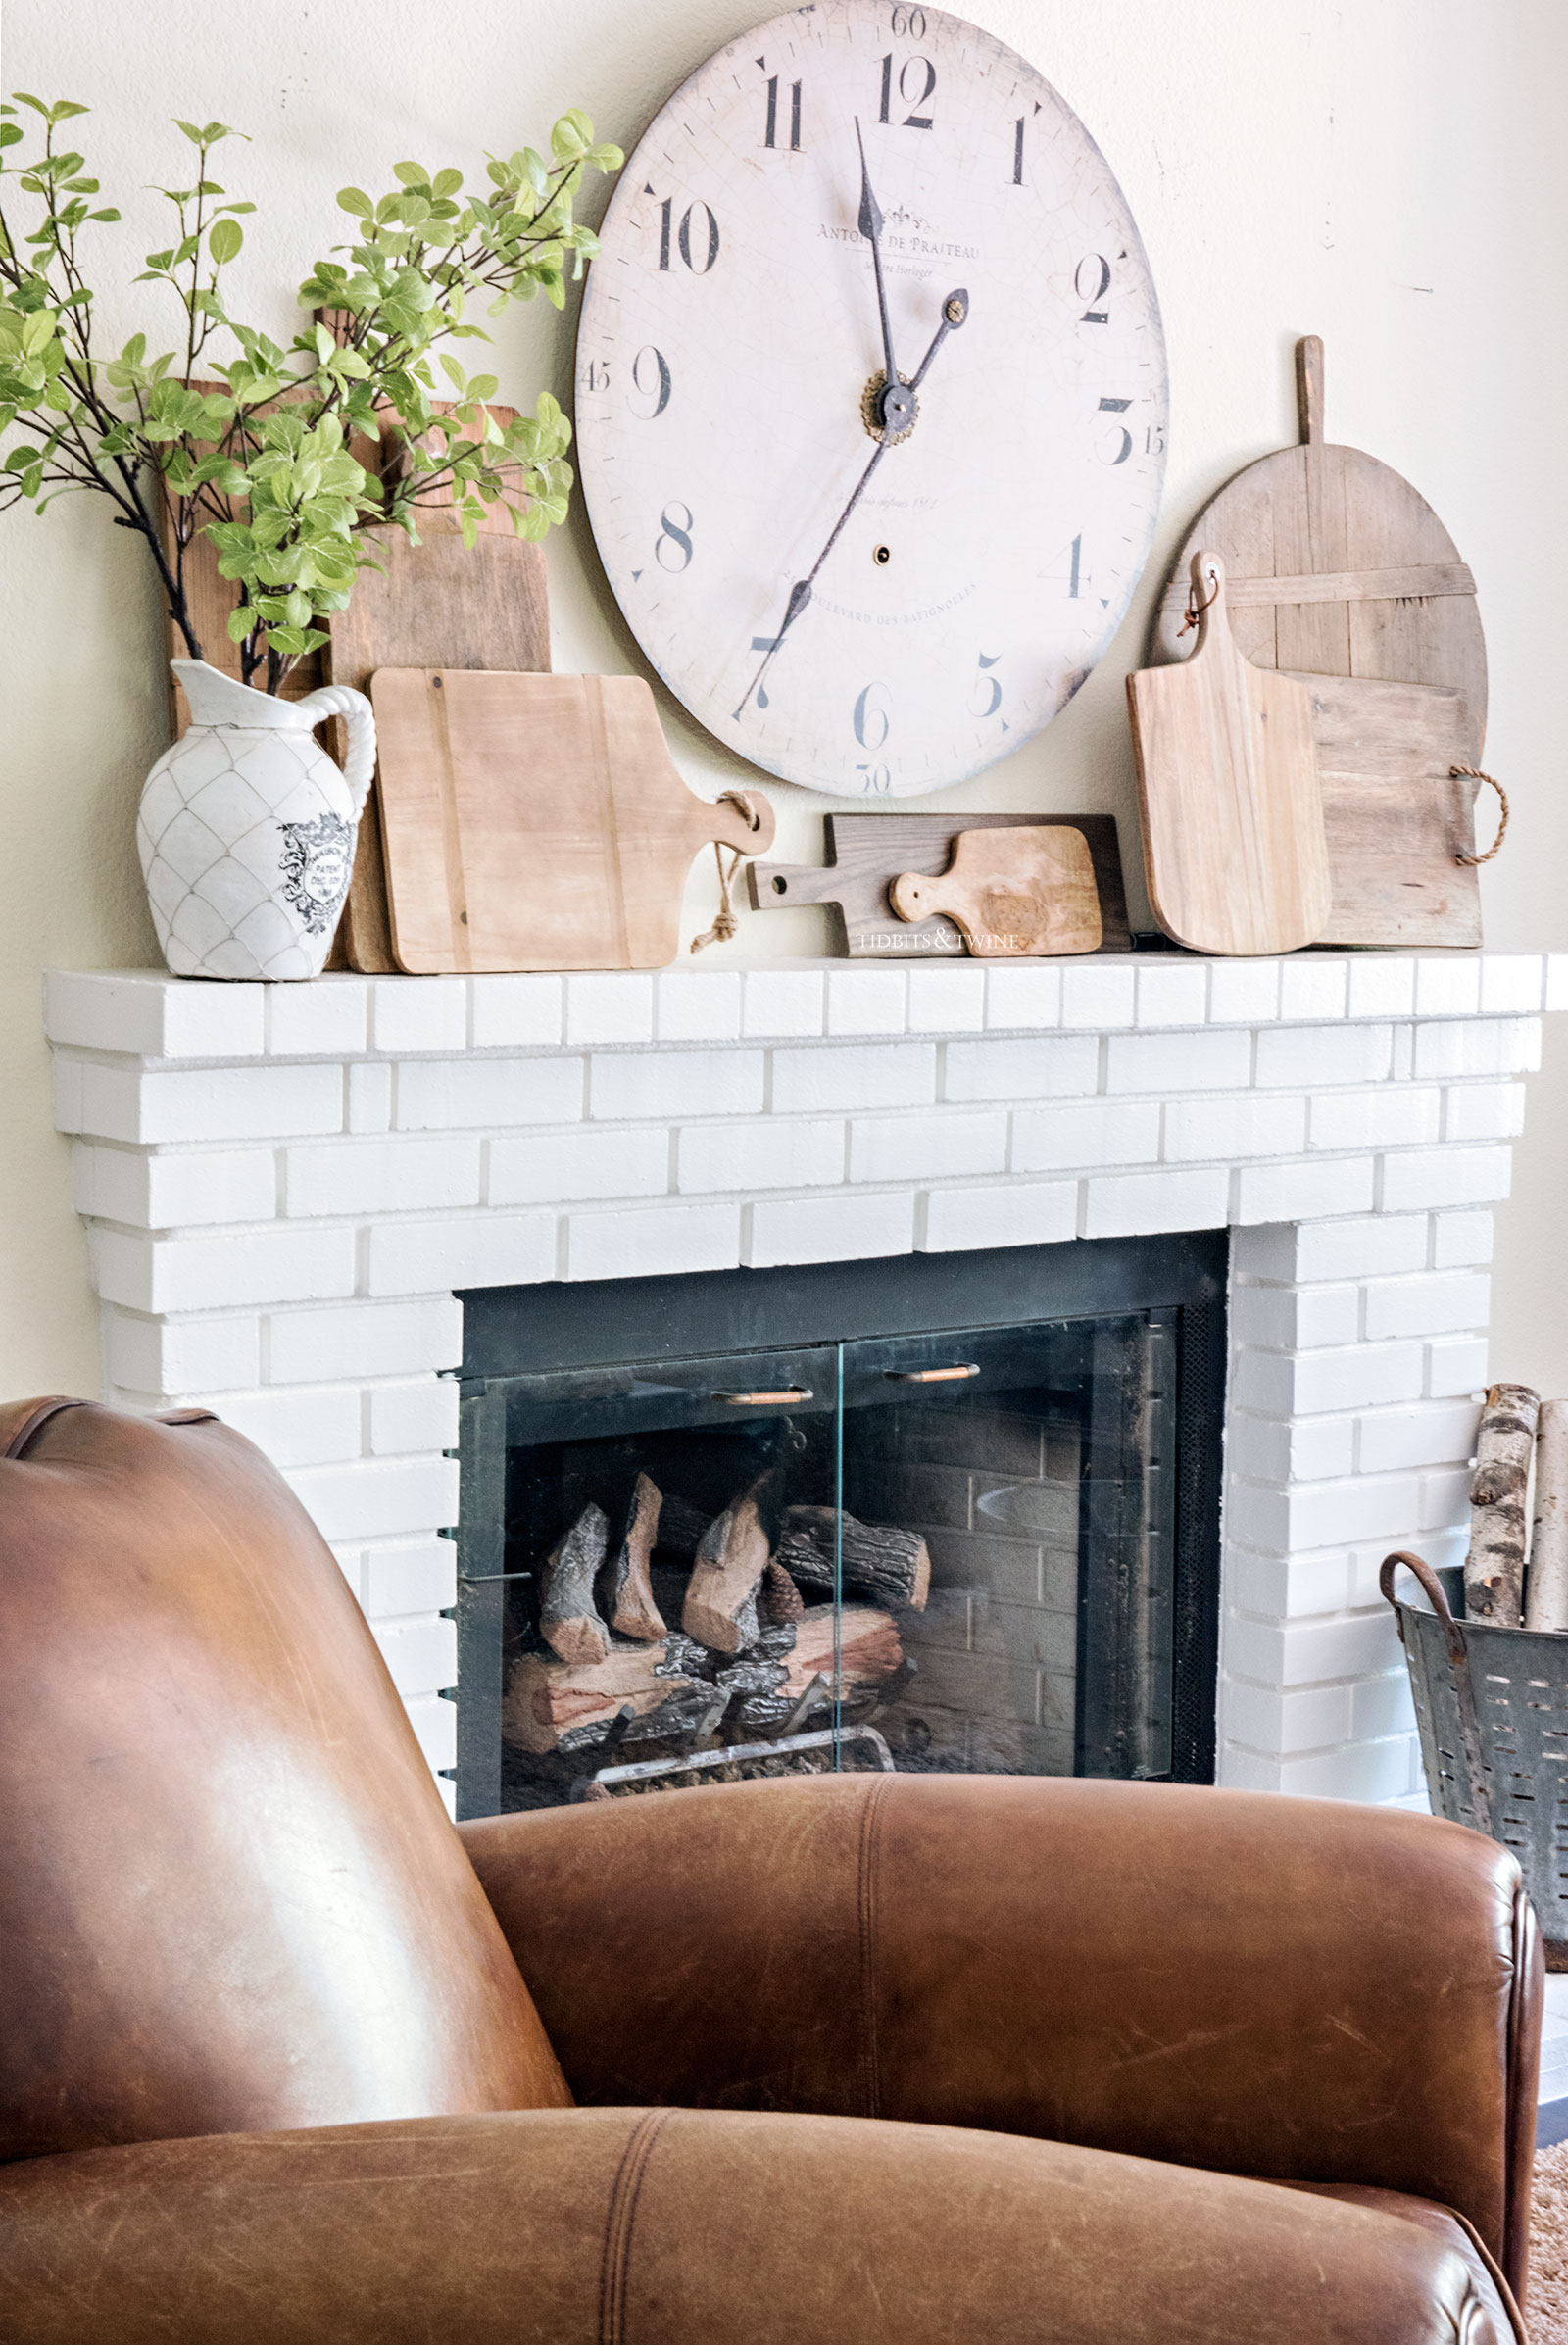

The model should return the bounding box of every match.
[1451,766,1508,866]
[1177,570,1219,638]
[691,793,765,953]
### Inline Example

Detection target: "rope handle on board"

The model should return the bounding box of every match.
[691,792,766,953]
[1452,767,1508,866]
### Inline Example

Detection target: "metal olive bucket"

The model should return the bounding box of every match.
[1383,1548,1568,1961]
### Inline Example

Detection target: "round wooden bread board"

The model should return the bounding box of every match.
[1151,337,1486,759]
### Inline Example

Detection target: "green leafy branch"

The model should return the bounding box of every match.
[0,96,619,690]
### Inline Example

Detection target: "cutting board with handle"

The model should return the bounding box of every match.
[1127,551,1331,956]
[370,668,775,972]
[323,510,550,971]
[890,827,1102,956]
[746,812,1130,955]
[1152,336,1486,760]
[1293,671,1483,947]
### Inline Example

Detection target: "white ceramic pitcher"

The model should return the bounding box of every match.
[138,659,377,981]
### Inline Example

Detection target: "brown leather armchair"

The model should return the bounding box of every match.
[0,1398,1540,2343]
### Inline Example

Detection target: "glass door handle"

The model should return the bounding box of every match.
[710,1387,814,1405]
[883,1363,980,1383]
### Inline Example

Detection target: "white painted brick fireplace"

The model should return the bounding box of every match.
[45,950,1567,1818]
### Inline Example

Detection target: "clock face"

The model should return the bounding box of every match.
[574,0,1167,798]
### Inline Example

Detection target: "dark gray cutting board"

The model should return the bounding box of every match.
[746,812,1130,956]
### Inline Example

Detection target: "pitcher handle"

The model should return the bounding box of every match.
[297,684,377,821]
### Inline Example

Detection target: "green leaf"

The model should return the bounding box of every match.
[227,607,257,644]
[11,95,51,118]
[550,109,593,164]
[208,217,243,264]
[336,186,372,218]
[48,100,90,122]
[392,160,431,189]
[89,208,122,222]
[431,167,463,198]
[0,124,24,150]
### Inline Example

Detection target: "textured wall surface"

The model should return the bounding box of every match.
[3,0,1567,1396]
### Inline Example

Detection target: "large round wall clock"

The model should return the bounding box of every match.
[574,0,1167,799]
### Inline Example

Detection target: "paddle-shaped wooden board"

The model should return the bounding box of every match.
[746,812,1130,955]
[891,827,1102,955]
[1291,671,1482,947]
[1127,552,1331,955]
[324,517,550,971]
[371,669,774,972]
[1152,337,1487,759]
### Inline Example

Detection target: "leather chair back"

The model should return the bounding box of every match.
[0,1399,568,2162]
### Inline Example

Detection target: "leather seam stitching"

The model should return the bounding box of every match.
[3,1396,87,1459]
[858,1774,890,2121]
[600,2107,671,2345]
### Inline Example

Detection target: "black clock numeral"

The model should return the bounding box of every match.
[878,53,935,128]
[630,345,672,419]
[889,6,926,34]
[1146,422,1166,457]
[1076,254,1111,323]
[858,763,892,796]
[1054,533,1085,600]
[758,58,804,150]
[1098,396,1133,465]
[854,681,892,750]
[970,651,1003,719]
[645,186,721,273]
[583,358,611,392]
[1012,100,1041,186]
[656,502,695,571]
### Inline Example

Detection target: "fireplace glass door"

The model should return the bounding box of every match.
[454,1237,1222,1818]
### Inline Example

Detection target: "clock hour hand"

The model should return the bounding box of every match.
[908,286,969,390]
[855,120,913,439]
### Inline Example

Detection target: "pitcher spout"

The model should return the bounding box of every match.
[172,658,315,731]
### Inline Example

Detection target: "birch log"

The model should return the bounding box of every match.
[1526,1399,1568,1632]
[1465,1383,1540,1626]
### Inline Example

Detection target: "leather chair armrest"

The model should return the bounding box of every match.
[0,2101,1523,2345]
[461,1773,1542,2299]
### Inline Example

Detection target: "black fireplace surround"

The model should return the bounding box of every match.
[450,1232,1226,1821]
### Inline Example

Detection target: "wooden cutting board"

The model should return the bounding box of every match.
[370,669,775,972]
[891,828,1102,956]
[746,812,1130,955]
[323,513,549,970]
[1292,672,1482,947]
[1127,551,1331,956]
[1152,336,1487,759]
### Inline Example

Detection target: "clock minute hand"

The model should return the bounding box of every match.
[733,289,970,722]
[732,436,890,720]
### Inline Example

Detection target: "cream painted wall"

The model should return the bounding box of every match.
[4,0,1567,1399]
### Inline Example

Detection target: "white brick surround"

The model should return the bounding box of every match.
[46,951,1568,1817]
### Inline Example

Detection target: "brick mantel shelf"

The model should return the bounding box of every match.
[46,951,1568,1817]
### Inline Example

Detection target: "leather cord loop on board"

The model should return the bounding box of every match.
[691,792,765,953]
[1177,571,1218,638]
[1451,767,1508,866]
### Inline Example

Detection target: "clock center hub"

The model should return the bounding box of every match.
[862,369,918,446]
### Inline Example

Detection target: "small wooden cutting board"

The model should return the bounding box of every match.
[747,812,1130,955]
[1292,672,1482,947]
[890,827,1102,956]
[370,669,774,973]
[1127,551,1331,956]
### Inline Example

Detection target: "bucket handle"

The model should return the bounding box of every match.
[1381,1549,1493,1834]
